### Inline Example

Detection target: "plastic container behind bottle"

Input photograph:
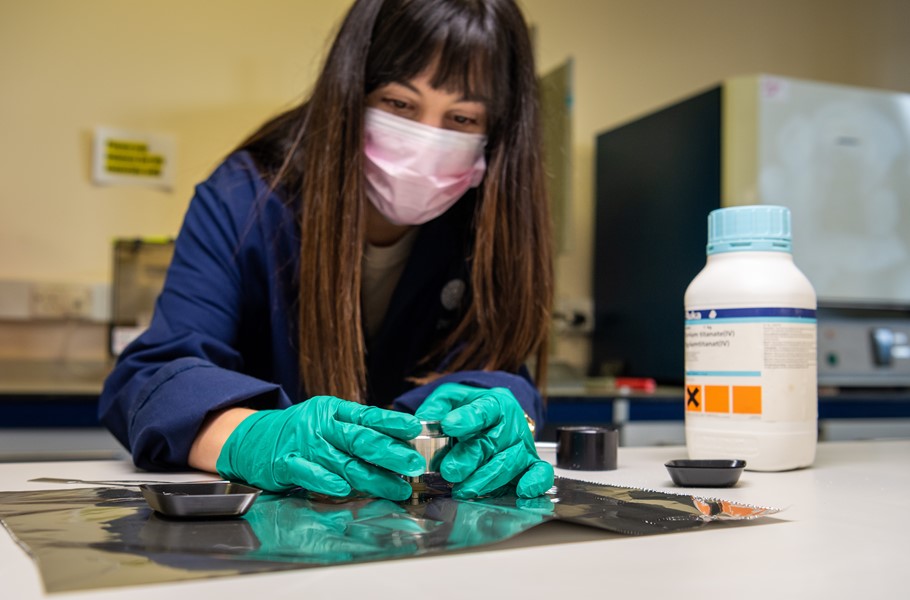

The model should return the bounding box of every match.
[684,205,817,471]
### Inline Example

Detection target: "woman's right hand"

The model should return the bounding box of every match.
[214,396,425,500]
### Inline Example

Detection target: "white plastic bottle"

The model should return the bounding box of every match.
[684,205,817,471]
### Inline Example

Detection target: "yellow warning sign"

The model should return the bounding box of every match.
[104,140,165,177]
[93,127,175,190]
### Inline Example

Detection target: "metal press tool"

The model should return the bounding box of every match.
[406,420,453,501]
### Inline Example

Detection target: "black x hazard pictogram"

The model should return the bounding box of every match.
[686,386,700,409]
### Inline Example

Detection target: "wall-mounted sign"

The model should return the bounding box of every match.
[92,126,176,190]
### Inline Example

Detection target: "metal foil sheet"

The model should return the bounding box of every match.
[0,476,779,593]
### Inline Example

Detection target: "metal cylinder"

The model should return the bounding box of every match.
[408,421,453,476]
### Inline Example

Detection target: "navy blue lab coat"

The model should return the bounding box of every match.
[99,152,544,470]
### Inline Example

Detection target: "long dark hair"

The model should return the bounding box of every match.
[239,0,553,403]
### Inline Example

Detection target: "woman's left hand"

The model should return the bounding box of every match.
[415,383,554,499]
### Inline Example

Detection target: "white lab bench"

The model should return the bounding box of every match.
[1,439,907,599]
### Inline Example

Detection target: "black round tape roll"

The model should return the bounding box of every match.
[556,426,618,471]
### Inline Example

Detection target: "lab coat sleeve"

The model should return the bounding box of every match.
[116,357,291,471]
[98,155,291,470]
[390,369,545,435]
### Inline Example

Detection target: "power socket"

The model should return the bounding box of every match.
[29,282,94,319]
[553,296,594,335]
[0,280,31,319]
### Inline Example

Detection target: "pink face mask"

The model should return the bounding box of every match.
[363,107,487,226]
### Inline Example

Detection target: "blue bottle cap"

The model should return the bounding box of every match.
[707,205,792,255]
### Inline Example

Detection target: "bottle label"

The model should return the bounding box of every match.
[684,307,817,421]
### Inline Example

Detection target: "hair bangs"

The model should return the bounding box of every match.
[366,0,509,118]
[430,21,499,107]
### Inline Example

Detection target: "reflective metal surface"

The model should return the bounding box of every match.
[405,421,453,499]
[408,421,452,475]
[0,477,778,593]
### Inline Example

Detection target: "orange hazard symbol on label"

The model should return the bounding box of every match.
[686,385,762,415]
[686,386,701,411]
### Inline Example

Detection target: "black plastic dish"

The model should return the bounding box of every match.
[665,459,746,487]
[139,482,262,518]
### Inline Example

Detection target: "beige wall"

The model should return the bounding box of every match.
[2,0,908,369]
[0,0,350,284]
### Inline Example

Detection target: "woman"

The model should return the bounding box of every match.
[99,0,554,502]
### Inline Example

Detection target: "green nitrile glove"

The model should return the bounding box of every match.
[415,383,554,499]
[216,396,424,501]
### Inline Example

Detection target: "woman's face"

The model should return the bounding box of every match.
[366,70,488,135]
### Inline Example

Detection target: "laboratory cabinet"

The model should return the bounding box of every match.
[3,361,909,460]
